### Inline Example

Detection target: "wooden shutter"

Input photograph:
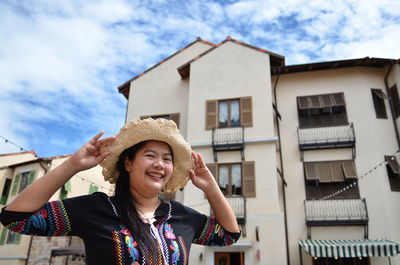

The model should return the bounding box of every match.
[10,173,21,196]
[297,96,310,109]
[169,113,180,128]
[316,162,331,183]
[342,160,358,179]
[332,93,345,106]
[310,95,322,108]
[13,233,21,244]
[207,163,218,182]
[242,161,255,198]
[27,170,36,185]
[206,100,218,130]
[329,161,344,182]
[0,228,7,245]
[240,97,253,127]
[389,85,400,118]
[321,94,334,108]
[304,163,318,181]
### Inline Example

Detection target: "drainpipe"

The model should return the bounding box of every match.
[272,69,291,265]
[384,63,400,150]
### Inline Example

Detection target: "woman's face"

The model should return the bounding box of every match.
[124,141,173,197]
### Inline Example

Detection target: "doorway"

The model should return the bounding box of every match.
[215,252,244,265]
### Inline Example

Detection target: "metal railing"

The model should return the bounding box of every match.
[297,123,355,150]
[211,195,246,223]
[304,198,368,226]
[212,127,244,147]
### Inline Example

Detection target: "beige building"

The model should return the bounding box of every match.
[0,151,113,265]
[118,37,400,265]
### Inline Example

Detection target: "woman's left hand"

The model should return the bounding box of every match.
[189,152,218,193]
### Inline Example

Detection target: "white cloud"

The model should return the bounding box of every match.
[0,0,399,156]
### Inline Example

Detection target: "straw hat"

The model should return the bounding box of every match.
[100,118,193,193]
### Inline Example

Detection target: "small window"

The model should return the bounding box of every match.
[207,162,255,198]
[6,231,21,245]
[206,97,252,129]
[304,160,360,199]
[371,89,388,119]
[18,172,30,193]
[0,179,12,205]
[141,113,180,128]
[385,155,400,191]
[297,93,348,129]
[389,84,400,118]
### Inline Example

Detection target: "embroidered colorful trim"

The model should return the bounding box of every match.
[6,201,71,236]
[193,217,237,246]
[112,231,124,265]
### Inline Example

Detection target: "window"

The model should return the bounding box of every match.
[385,155,400,191]
[371,89,388,119]
[206,97,252,130]
[207,161,255,198]
[60,181,72,199]
[304,160,360,199]
[0,179,12,205]
[10,170,36,196]
[89,184,99,194]
[218,164,242,195]
[141,113,180,128]
[389,84,400,118]
[0,229,21,245]
[297,93,348,128]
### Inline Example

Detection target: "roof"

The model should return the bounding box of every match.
[118,37,216,99]
[271,57,400,75]
[0,154,69,170]
[177,36,285,79]
[0,150,38,158]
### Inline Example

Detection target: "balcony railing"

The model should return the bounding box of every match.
[212,126,245,161]
[297,123,355,150]
[211,195,246,225]
[304,198,368,226]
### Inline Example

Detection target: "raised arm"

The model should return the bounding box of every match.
[189,152,240,233]
[5,131,115,212]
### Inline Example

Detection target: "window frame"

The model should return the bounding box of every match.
[218,99,241,128]
[297,93,349,129]
[385,155,400,192]
[217,163,243,196]
[371,88,388,119]
[389,84,400,118]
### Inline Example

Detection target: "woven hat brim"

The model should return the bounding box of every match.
[100,119,193,193]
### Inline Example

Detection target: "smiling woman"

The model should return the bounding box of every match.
[0,118,240,265]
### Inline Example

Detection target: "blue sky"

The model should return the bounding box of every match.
[1,0,400,157]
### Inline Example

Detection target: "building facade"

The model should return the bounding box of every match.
[119,37,400,265]
[0,151,113,265]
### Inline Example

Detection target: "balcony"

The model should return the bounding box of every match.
[304,199,368,226]
[304,199,369,238]
[211,195,247,234]
[298,123,355,150]
[212,127,245,161]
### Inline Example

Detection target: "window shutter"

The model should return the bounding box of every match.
[205,100,218,130]
[89,184,99,194]
[316,162,331,183]
[332,93,345,106]
[207,163,218,182]
[389,85,400,118]
[342,160,358,179]
[310,95,322,108]
[28,170,36,185]
[385,156,400,174]
[0,228,7,245]
[13,233,21,244]
[371,89,388,119]
[169,113,180,128]
[304,163,318,181]
[297,97,310,110]
[10,173,21,196]
[240,97,253,127]
[242,161,256,198]
[321,94,334,108]
[64,181,72,192]
[329,161,344,182]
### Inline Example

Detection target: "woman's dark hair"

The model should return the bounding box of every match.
[114,140,157,261]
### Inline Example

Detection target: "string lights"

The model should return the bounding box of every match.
[0,135,39,157]
[319,150,400,200]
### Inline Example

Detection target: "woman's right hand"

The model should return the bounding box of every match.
[67,131,115,173]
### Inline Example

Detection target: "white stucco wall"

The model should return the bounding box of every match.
[276,66,400,265]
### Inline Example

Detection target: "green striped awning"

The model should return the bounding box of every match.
[299,239,400,258]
